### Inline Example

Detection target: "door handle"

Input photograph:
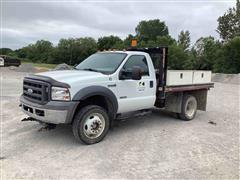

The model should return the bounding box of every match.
[150,81,154,88]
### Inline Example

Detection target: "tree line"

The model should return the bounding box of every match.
[1,0,239,73]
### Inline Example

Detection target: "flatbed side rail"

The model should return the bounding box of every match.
[162,83,214,93]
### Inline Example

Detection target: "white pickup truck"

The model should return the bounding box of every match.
[20,47,214,144]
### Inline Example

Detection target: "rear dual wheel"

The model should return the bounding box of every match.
[177,95,197,121]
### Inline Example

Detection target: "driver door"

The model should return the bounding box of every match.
[116,55,155,113]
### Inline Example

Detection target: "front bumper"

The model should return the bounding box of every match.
[20,95,78,124]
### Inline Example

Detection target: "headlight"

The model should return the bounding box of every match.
[51,87,70,101]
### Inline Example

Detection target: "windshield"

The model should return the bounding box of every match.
[76,53,127,74]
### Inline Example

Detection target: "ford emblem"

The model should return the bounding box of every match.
[27,88,33,94]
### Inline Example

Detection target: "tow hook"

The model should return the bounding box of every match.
[21,117,36,122]
[21,117,56,131]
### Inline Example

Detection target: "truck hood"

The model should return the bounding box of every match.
[36,70,108,86]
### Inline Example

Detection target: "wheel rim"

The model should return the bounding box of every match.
[185,98,197,118]
[83,113,105,139]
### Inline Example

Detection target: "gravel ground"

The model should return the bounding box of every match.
[1,67,239,179]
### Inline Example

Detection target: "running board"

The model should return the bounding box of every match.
[116,109,152,120]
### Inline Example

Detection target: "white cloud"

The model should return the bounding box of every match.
[1,0,235,49]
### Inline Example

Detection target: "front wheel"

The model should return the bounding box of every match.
[72,105,110,144]
[177,95,197,121]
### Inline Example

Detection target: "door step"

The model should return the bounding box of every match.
[116,109,152,120]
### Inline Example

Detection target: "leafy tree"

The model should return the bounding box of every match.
[156,35,176,46]
[137,35,176,48]
[192,36,221,70]
[217,0,240,41]
[97,35,123,50]
[76,37,98,63]
[53,38,74,64]
[3,17,239,74]
[15,48,28,58]
[34,40,54,63]
[22,44,35,61]
[178,30,191,51]
[168,44,193,70]
[135,19,169,42]
[214,36,240,73]
[0,48,13,55]
[54,37,97,65]
[21,40,54,63]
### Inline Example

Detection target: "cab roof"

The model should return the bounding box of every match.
[98,51,149,56]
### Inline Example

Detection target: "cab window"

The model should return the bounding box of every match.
[122,55,149,78]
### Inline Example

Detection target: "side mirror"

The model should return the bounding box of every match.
[119,70,124,80]
[132,66,143,80]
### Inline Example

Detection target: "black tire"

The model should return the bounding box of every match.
[72,105,110,145]
[177,95,197,121]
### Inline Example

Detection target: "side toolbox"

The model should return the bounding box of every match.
[166,70,193,86]
[193,71,212,84]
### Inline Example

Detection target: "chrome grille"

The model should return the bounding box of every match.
[23,78,50,104]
